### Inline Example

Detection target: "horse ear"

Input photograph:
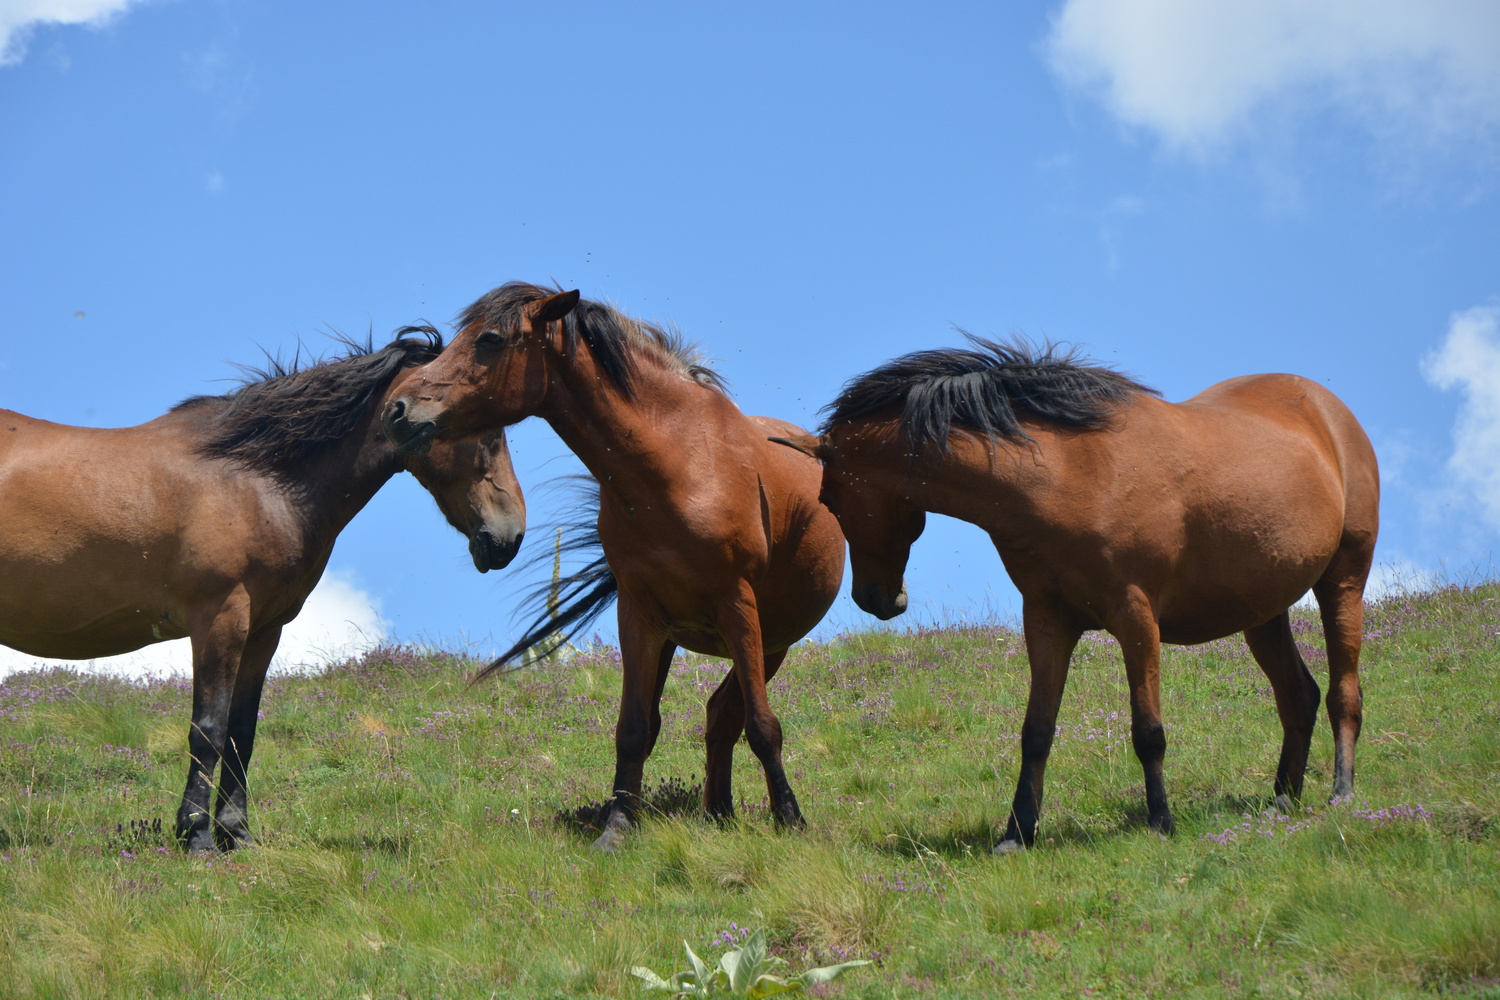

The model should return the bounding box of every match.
[770,434,832,462]
[531,289,580,325]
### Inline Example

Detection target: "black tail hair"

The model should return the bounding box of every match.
[473,476,617,682]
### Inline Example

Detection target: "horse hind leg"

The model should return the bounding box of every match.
[212,625,281,851]
[719,585,803,830]
[703,668,745,821]
[1243,612,1321,810]
[703,648,788,822]
[1314,544,1371,804]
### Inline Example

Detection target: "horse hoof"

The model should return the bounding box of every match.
[178,830,218,854]
[992,838,1026,856]
[775,813,807,833]
[590,812,631,853]
[591,829,625,852]
[1328,791,1355,807]
[1273,793,1295,815]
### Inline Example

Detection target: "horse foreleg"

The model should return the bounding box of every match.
[1314,551,1369,804]
[703,649,788,821]
[644,640,676,760]
[997,600,1079,853]
[720,586,802,829]
[1114,592,1174,836]
[176,590,252,852]
[593,603,672,852]
[1244,612,1321,810]
[213,624,281,851]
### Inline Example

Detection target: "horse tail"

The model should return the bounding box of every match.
[472,475,617,683]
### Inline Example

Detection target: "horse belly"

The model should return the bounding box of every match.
[671,628,732,659]
[1155,512,1340,643]
[0,485,187,658]
[0,595,180,660]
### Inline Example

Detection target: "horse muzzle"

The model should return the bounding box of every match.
[852,578,909,620]
[470,527,523,573]
[382,399,437,455]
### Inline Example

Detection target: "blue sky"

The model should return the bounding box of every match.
[2,1,1498,675]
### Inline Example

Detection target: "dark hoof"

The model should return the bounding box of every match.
[993,838,1026,856]
[178,823,217,854]
[1273,793,1295,814]
[1328,791,1355,807]
[215,830,254,853]
[1150,816,1177,838]
[590,811,631,853]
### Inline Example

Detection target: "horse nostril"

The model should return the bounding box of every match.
[386,399,407,423]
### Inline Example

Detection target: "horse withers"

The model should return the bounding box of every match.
[776,338,1378,852]
[0,330,526,852]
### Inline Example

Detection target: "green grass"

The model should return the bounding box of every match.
[0,584,1496,998]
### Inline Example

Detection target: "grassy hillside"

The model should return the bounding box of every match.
[0,584,1496,998]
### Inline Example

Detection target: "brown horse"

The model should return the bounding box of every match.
[775,338,1378,852]
[382,283,845,850]
[0,330,526,852]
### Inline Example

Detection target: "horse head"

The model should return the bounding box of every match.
[772,431,920,620]
[382,288,580,453]
[406,430,527,572]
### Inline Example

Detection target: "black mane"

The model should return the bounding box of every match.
[820,336,1157,449]
[177,328,444,480]
[475,475,617,682]
[456,281,727,396]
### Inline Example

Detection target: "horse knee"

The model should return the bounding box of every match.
[704,700,745,749]
[1327,685,1363,731]
[1019,722,1056,762]
[1281,673,1320,733]
[742,714,784,761]
[615,718,652,763]
[1131,721,1167,763]
[1301,675,1322,717]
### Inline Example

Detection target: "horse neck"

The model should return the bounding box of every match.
[536,345,711,497]
[279,414,404,541]
[881,432,1043,539]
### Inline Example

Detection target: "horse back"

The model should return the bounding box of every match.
[1177,373,1378,533]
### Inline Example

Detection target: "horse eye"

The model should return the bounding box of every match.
[475,329,503,348]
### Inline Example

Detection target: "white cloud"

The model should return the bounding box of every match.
[1045,0,1500,156]
[270,571,388,674]
[1423,304,1500,531]
[0,570,388,682]
[1,0,148,67]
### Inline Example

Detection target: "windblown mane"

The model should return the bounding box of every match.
[456,281,727,396]
[475,475,617,682]
[820,336,1157,449]
[176,328,444,480]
